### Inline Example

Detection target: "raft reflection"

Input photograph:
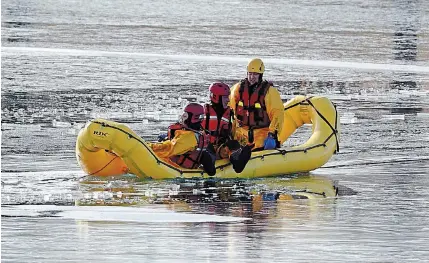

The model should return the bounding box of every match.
[78,174,348,220]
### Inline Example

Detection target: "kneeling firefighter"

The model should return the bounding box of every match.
[149,103,217,176]
[201,82,252,173]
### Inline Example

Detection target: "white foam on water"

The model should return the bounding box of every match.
[317,155,429,170]
[340,117,359,124]
[2,170,85,176]
[417,112,429,118]
[340,112,359,124]
[381,114,405,120]
[3,47,429,73]
[1,205,250,223]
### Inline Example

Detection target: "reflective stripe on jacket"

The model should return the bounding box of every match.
[201,104,232,145]
[235,80,271,128]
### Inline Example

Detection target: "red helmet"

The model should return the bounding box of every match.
[209,82,230,104]
[182,103,204,124]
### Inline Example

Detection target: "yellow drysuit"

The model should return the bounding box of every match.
[230,82,284,149]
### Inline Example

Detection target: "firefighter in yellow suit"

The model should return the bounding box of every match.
[148,103,216,176]
[230,58,284,150]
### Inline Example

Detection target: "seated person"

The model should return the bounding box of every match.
[229,58,284,151]
[201,82,252,173]
[149,103,216,176]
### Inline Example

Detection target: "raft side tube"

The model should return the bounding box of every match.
[76,121,129,176]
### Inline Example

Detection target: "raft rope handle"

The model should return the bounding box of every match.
[216,97,340,169]
[245,97,339,161]
[91,120,204,175]
[87,154,120,176]
[305,98,340,153]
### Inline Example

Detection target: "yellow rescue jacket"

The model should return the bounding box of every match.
[148,130,197,158]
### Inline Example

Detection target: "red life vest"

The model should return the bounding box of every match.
[168,123,211,169]
[235,80,271,128]
[201,104,232,145]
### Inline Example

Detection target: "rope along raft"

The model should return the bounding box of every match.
[76,95,340,179]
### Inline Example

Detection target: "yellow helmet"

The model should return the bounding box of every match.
[247,58,265,74]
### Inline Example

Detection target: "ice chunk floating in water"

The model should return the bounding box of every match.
[1,205,250,223]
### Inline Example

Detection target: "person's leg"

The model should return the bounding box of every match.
[251,128,270,150]
[233,127,271,150]
[200,146,216,176]
[228,140,252,173]
[233,127,250,146]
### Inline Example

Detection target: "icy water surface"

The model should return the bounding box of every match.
[2,0,429,262]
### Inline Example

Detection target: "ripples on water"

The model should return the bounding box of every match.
[2,0,429,262]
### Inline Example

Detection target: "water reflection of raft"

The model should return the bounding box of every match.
[76,95,340,179]
[77,175,339,207]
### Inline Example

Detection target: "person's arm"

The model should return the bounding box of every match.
[229,82,240,113]
[229,83,240,137]
[148,130,197,158]
[265,86,284,135]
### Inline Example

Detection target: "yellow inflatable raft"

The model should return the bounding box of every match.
[76,95,340,179]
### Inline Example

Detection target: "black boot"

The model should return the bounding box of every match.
[201,148,216,176]
[230,145,252,173]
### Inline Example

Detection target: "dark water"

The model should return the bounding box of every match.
[2,0,429,262]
